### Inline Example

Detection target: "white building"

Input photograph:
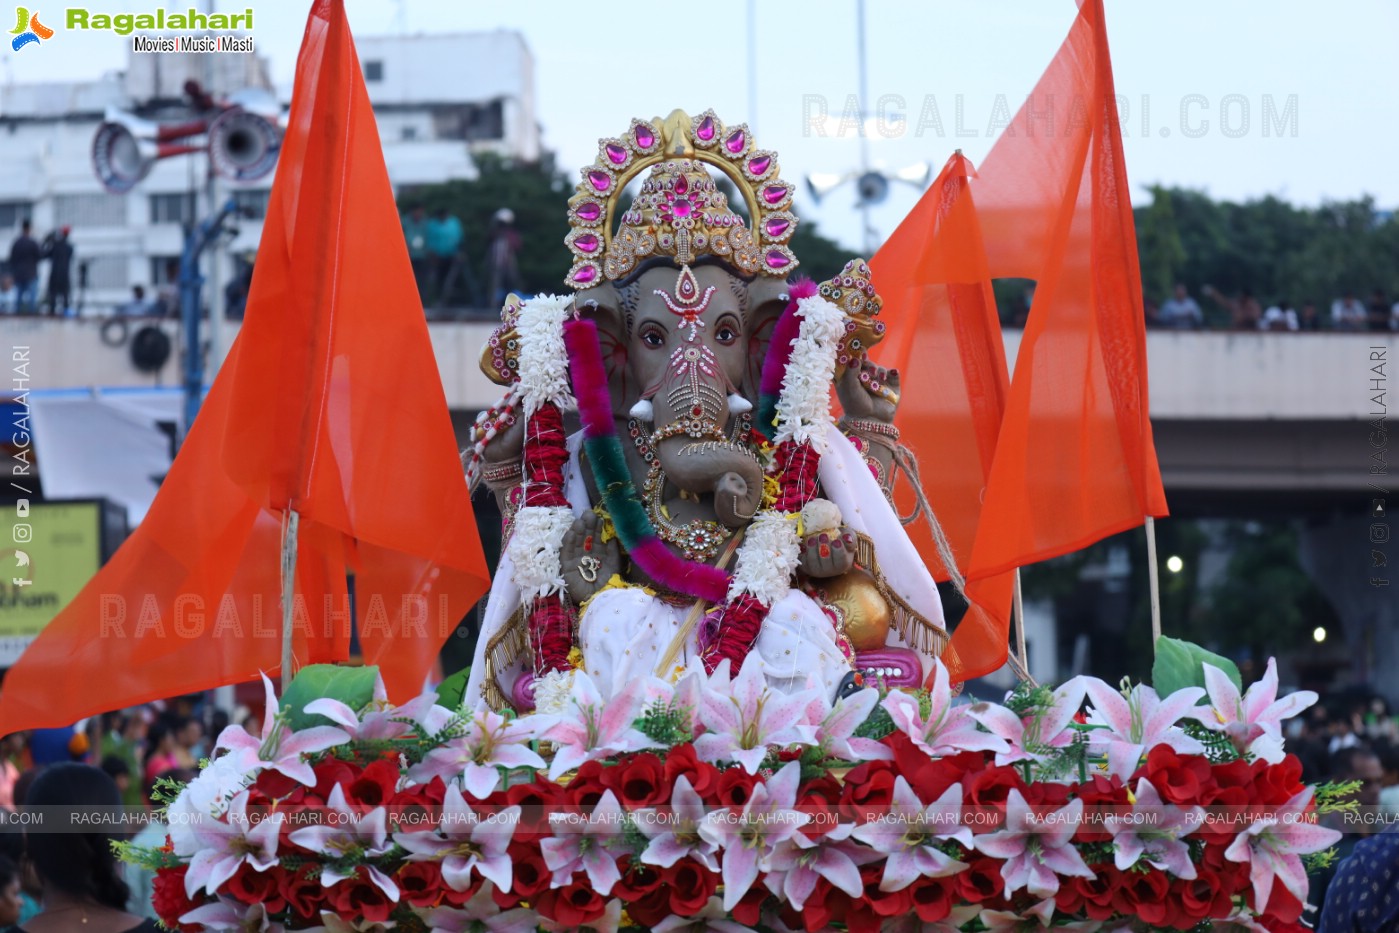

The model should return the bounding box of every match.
[0,31,538,311]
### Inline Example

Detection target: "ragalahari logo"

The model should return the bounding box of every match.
[10,6,53,51]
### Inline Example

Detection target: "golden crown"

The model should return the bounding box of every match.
[564,108,799,289]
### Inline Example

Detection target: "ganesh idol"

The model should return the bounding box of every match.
[463,109,948,712]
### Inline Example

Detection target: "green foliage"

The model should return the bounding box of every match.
[1315,780,1363,816]
[111,839,183,872]
[280,665,380,731]
[1181,720,1243,763]
[852,696,896,741]
[435,666,472,711]
[635,699,694,747]
[1136,185,1187,301]
[1152,636,1241,696]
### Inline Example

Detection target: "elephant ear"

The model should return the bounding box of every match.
[575,281,633,416]
[743,276,792,399]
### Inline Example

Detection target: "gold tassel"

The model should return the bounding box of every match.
[481,607,526,711]
[853,532,949,657]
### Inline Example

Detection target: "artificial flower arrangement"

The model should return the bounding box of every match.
[121,638,1348,933]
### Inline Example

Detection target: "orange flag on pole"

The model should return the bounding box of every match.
[953,0,1169,678]
[0,0,489,731]
[869,153,1017,682]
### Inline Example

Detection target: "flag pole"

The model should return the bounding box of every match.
[1012,568,1029,670]
[280,508,300,693]
[1145,515,1162,646]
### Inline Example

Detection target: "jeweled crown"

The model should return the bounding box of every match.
[564,108,800,289]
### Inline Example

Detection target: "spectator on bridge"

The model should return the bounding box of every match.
[1332,291,1368,331]
[1367,289,1392,332]
[1298,301,1323,331]
[426,207,464,308]
[1158,283,1203,329]
[401,204,430,301]
[486,207,523,309]
[1203,284,1262,330]
[40,226,74,316]
[6,220,41,313]
[0,274,17,314]
[155,259,181,318]
[1260,300,1299,331]
[115,286,156,317]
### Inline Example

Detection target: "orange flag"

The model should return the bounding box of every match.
[869,153,1017,681]
[954,0,1168,678]
[0,0,489,731]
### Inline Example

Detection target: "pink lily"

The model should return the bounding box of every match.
[1224,787,1341,911]
[806,687,893,763]
[1202,659,1318,763]
[394,784,519,892]
[967,678,1086,767]
[167,754,252,855]
[1081,678,1207,779]
[215,673,350,787]
[305,678,455,741]
[763,821,881,909]
[879,906,981,933]
[694,655,819,775]
[541,789,629,895]
[652,896,756,933]
[637,774,720,871]
[421,883,536,933]
[180,900,282,932]
[408,706,547,798]
[537,670,660,780]
[881,660,1010,758]
[287,784,398,898]
[698,760,808,910]
[183,789,283,898]
[1106,778,1204,878]
[973,790,1095,898]
[850,778,970,891]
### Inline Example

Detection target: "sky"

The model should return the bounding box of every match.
[4,0,1398,252]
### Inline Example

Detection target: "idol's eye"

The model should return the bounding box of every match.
[640,324,665,348]
[715,316,740,346]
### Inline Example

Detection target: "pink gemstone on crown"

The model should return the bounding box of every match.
[634,124,656,149]
[675,174,689,196]
[572,264,598,284]
[764,216,790,238]
[605,143,628,165]
[765,250,791,269]
[696,115,716,141]
[588,170,612,192]
[575,202,601,222]
[673,198,693,219]
[725,129,745,153]
[574,233,599,253]
[762,184,788,205]
[747,155,771,176]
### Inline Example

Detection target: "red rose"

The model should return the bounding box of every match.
[151,866,203,932]
[626,885,673,927]
[613,862,663,902]
[908,875,955,923]
[1112,868,1170,925]
[1251,755,1305,806]
[797,774,844,840]
[327,867,395,923]
[397,860,448,908]
[1260,880,1305,924]
[347,758,400,809]
[312,757,359,800]
[839,760,898,824]
[536,881,608,927]
[252,767,300,800]
[731,885,769,926]
[963,765,1025,830]
[1260,916,1311,933]
[504,778,566,841]
[714,767,760,809]
[278,864,323,920]
[388,776,447,834]
[565,759,610,809]
[1072,773,1128,842]
[1141,746,1213,805]
[666,858,719,915]
[858,861,910,917]
[886,734,987,800]
[600,752,669,808]
[664,744,722,801]
[954,856,1005,904]
[1175,871,1234,922]
[222,862,287,912]
[496,841,552,906]
[1072,866,1123,921]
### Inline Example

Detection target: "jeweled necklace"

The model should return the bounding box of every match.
[630,416,735,562]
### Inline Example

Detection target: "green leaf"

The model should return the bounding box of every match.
[1152,636,1241,696]
[435,667,472,711]
[281,664,380,730]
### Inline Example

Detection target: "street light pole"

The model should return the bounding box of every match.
[179,197,240,440]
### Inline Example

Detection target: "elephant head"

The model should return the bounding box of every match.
[576,261,789,527]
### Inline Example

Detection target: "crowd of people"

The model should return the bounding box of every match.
[1,222,75,316]
[0,700,225,931]
[400,204,522,311]
[1147,282,1399,332]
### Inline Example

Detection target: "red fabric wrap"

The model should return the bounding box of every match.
[528,593,574,675]
[522,402,570,508]
[702,593,767,674]
[772,440,820,513]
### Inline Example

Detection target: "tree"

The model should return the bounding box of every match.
[1135,185,1186,303]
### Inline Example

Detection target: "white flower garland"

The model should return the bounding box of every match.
[727,508,802,606]
[532,668,577,716]
[507,505,575,603]
[772,294,845,453]
[515,293,576,416]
